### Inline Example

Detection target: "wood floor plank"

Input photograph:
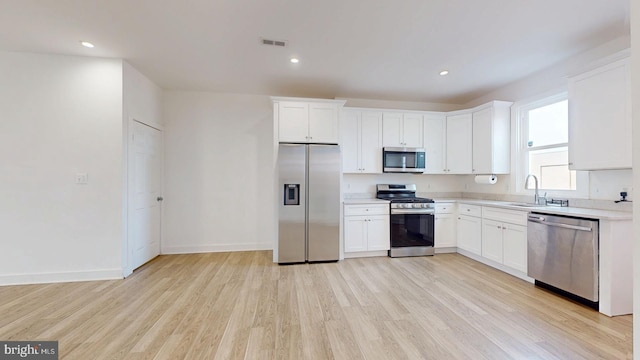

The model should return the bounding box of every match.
[0,251,632,359]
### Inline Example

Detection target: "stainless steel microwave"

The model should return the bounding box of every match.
[382,147,426,173]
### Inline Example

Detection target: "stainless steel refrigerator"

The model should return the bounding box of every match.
[278,143,340,263]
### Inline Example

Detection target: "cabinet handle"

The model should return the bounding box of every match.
[466,209,470,212]
[497,225,501,229]
[502,226,507,230]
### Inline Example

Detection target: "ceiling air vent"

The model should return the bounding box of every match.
[261,38,287,47]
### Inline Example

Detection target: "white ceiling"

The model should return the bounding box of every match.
[0,0,630,104]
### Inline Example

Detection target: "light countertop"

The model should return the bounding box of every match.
[343,198,390,205]
[433,198,631,221]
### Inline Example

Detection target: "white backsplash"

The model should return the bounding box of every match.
[343,172,633,212]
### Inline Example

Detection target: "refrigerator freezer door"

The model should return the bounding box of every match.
[307,144,341,262]
[278,144,307,263]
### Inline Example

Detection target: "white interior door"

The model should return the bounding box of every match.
[130,120,162,271]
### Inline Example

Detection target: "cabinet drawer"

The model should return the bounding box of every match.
[435,203,455,214]
[482,206,527,226]
[458,204,481,217]
[344,204,389,216]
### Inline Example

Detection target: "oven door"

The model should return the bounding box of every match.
[389,209,435,257]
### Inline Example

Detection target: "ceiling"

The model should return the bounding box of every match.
[0,0,630,104]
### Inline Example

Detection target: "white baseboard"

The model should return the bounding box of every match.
[0,268,123,286]
[162,242,273,255]
[456,248,534,283]
[435,247,457,254]
[344,250,388,259]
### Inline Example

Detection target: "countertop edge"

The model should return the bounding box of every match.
[431,198,632,221]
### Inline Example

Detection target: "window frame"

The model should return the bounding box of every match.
[513,90,589,199]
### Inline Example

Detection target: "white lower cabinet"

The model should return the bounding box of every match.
[502,224,527,273]
[344,203,390,256]
[435,203,456,249]
[479,206,528,273]
[481,219,504,263]
[457,214,481,255]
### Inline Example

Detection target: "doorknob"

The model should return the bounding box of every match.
[157,196,164,202]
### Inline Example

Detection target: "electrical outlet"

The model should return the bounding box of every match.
[75,173,88,185]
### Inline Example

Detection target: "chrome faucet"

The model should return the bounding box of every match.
[524,174,543,205]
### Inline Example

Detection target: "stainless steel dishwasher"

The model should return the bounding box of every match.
[527,213,599,303]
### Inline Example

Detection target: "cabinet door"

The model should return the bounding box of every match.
[367,215,390,251]
[446,113,473,174]
[341,111,361,173]
[568,58,631,170]
[472,107,492,174]
[481,219,503,263]
[435,213,456,248]
[382,112,403,147]
[423,113,446,174]
[344,216,368,252]
[502,223,527,272]
[309,103,339,144]
[457,214,481,255]
[360,112,383,173]
[279,102,309,142]
[402,114,423,147]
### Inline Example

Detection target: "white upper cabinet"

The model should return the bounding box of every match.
[445,113,472,174]
[472,101,511,174]
[274,98,345,144]
[423,113,446,174]
[341,110,383,173]
[568,54,631,170]
[382,112,423,147]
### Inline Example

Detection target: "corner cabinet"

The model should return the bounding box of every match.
[273,98,347,144]
[471,101,512,174]
[344,203,390,257]
[568,53,631,170]
[341,110,383,173]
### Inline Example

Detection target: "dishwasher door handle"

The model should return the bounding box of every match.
[528,217,592,232]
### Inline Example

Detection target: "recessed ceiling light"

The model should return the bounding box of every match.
[290,58,300,64]
[439,70,449,76]
[80,41,95,48]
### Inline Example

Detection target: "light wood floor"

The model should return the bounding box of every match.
[0,252,632,359]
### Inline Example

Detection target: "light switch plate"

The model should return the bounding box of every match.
[75,173,88,184]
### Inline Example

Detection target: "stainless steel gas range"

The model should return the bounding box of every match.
[376,184,435,257]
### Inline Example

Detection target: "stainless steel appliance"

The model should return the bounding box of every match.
[278,144,340,264]
[376,184,435,257]
[527,213,599,303]
[382,147,426,173]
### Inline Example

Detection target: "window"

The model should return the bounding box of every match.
[517,92,588,197]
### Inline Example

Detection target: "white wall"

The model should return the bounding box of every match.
[162,92,274,253]
[456,35,634,204]
[0,52,124,284]
[465,36,631,107]
[122,62,163,276]
[631,0,639,355]
[339,97,463,111]
[344,174,464,196]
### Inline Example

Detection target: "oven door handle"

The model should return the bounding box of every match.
[390,209,435,215]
